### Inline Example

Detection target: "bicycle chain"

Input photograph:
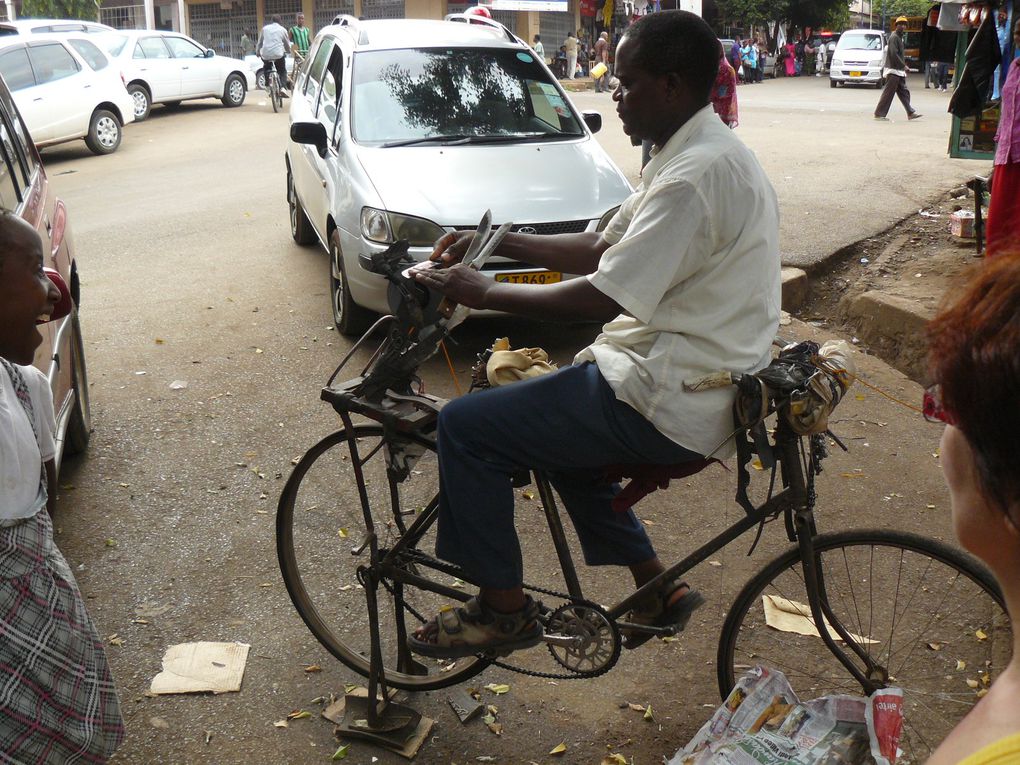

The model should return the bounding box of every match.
[396,551,621,681]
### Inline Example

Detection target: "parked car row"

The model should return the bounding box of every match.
[0,19,255,155]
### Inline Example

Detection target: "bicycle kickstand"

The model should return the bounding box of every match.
[335,571,424,752]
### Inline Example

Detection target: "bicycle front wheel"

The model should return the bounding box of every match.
[270,78,280,112]
[277,426,488,690]
[717,530,1009,763]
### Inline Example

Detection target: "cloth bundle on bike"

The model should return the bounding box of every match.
[753,339,855,435]
[484,337,557,387]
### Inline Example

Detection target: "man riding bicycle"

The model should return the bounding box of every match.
[256,15,290,97]
[407,11,781,660]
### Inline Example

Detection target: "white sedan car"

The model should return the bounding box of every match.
[95,30,255,120]
[0,33,134,154]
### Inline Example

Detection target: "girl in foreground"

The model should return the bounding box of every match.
[0,210,124,762]
[926,251,1020,765]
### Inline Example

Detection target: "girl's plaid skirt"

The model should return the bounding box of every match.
[0,509,124,763]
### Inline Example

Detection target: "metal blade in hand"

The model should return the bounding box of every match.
[460,209,492,268]
[467,221,512,272]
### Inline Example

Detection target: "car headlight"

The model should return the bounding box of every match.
[360,208,445,247]
[831,58,843,68]
[596,206,621,233]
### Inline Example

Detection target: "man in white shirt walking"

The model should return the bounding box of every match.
[406,10,781,660]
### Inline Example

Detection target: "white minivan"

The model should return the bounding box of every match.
[286,15,633,334]
[829,29,887,88]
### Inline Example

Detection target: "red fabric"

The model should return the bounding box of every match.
[603,459,721,512]
[987,163,1020,258]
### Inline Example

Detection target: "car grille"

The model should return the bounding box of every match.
[453,220,589,236]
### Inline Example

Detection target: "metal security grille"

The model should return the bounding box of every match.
[540,11,574,54]
[188,0,256,59]
[313,0,354,32]
[99,2,146,29]
[264,0,301,24]
[361,0,404,19]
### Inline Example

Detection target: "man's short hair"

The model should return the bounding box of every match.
[271,14,281,24]
[622,11,718,105]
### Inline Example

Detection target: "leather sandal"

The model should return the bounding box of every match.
[407,595,544,659]
[623,579,705,649]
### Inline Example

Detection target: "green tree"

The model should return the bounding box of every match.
[883,0,931,18]
[20,0,99,21]
[716,0,850,34]
[823,0,851,31]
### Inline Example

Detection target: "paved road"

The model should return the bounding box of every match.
[40,77,961,764]
[570,72,982,268]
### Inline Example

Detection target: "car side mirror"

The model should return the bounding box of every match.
[205,49,215,58]
[581,111,602,134]
[290,122,329,158]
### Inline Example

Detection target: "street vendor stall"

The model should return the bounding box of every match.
[928,0,1016,158]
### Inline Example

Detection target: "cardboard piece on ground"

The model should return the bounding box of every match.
[323,688,433,760]
[149,641,250,695]
[762,595,878,645]
[448,688,484,723]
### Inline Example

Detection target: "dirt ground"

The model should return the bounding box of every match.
[795,181,990,383]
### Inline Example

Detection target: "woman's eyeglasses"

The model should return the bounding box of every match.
[923,384,956,425]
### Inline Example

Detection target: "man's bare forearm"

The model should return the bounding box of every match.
[494,231,609,275]
[479,277,620,322]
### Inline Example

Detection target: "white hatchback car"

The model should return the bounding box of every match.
[287,15,632,334]
[0,33,134,154]
[95,30,255,120]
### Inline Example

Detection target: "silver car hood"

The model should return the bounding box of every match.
[354,140,632,225]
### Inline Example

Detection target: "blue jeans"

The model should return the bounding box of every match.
[434,363,702,589]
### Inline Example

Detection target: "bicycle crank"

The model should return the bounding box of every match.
[544,601,621,675]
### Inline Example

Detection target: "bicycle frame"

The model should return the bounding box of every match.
[335,394,884,696]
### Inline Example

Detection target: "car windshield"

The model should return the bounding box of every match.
[94,32,129,56]
[352,46,583,146]
[839,33,883,50]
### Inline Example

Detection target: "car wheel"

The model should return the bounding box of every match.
[127,83,151,121]
[64,312,92,457]
[288,168,316,246]
[222,73,246,107]
[330,231,374,336]
[85,109,121,155]
[829,78,837,88]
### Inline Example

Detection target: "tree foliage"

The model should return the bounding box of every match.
[716,0,861,32]
[20,0,99,21]
[881,0,932,19]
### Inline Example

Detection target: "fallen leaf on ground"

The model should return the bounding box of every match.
[331,743,350,760]
[484,683,510,695]
[957,660,967,670]
[643,705,654,721]
[549,743,567,755]
[273,720,288,728]
[303,665,322,673]
[976,629,988,641]
[966,679,980,688]
[627,703,645,712]
[286,710,311,720]
[521,489,536,500]
[602,755,628,765]
[927,642,942,651]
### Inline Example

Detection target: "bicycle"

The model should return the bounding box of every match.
[265,65,283,113]
[277,222,1010,762]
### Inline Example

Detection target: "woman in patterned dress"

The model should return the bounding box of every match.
[0,210,124,763]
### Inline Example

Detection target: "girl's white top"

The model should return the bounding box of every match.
[0,363,56,520]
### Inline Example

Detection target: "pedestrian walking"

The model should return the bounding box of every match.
[0,211,125,763]
[564,32,578,80]
[740,39,757,83]
[874,17,922,121]
[533,34,545,63]
[986,19,1020,259]
[782,40,796,76]
[594,32,611,92]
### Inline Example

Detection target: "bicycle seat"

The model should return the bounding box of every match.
[602,459,720,513]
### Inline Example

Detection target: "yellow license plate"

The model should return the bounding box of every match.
[850,71,862,77]
[494,271,562,285]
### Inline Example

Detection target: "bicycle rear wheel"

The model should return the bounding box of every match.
[270,76,280,112]
[277,426,488,690]
[717,530,1009,764]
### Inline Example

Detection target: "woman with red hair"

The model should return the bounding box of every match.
[926,252,1020,764]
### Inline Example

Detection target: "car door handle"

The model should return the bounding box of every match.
[33,97,43,102]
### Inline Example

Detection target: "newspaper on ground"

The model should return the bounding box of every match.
[668,666,903,765]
